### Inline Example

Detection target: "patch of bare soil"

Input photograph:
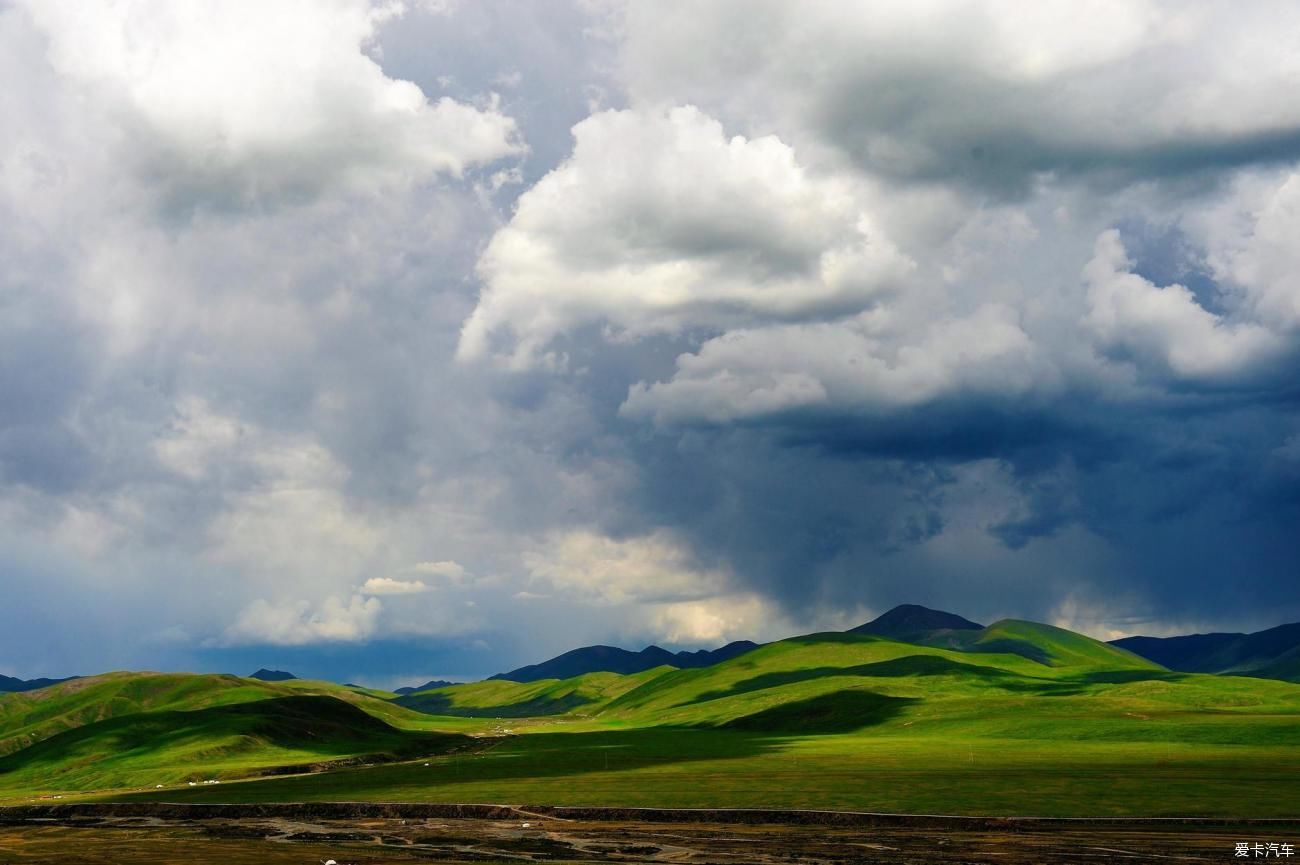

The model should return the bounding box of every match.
[0,811,1296,864]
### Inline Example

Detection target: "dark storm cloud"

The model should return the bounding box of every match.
[4,0,1300,686]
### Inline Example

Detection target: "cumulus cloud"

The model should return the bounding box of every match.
[221,594,382,646]
[14,0,524,209]
[1083,229,1282,382]
[622,305,1050,425]
[1195,170,1300,329]
[616,1,1300,193]
[4,1,1300,682]
[458,105,912,367]
[361,577,431,595]
[409,560,468,582]
[523,528,728,605]
[519,528,791,644]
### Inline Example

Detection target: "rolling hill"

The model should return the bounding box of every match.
[1111,622,1300,682]
[0,695,469,794]
[97,618,1300,817]
[2,610,1299,817]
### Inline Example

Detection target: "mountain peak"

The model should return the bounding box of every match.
[490,639,760,683]
[849,604,984,638]
[248,668,297,682]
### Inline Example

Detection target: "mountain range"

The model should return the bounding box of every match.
[2,604,1299,816]
[393,679,455,696]
[1111,622,1300,681]
[0,674,77,693]
[247,669,297,682]
[481,604,1300,685]
[488,640,760,683]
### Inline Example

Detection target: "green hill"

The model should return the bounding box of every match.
[0,672,290,757]
[2,616,1299,817]
[0,695,468,795]
[395,667,672,718]
[928,619,1163,669]
[0,671,477,759]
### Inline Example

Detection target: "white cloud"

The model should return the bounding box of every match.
[458,105,912,367]
[409,560,467,582]
[222,594,382,645]
[15,0,523,208]
[649,594,781,644]
[153,398,246,481]
[622,305,1050,425]
[1196,170,1300,330]
[361,577,430,595]
[523,528,727,605]
[521,527,794,645]
[1083,229,1282,382]
[616,2,1300,190]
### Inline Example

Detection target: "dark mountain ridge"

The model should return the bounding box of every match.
[849,604,984,640]
[1111,622,1300,681]
[490,640,759,683]
[394,679,455,696]
[248,669,297,682]
[0,674,78,693]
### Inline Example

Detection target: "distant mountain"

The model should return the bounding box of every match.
[0,674,77,693]
[393,680,455,696]
[849,604,984,640]
[248,669,297,682]
[1111,622,1300,682]
[491,640,760,683]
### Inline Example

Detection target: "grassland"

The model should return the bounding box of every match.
[2,620,1299,817]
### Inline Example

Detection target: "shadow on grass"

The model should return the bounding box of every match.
[693,655,1013,705]
[394,691,594,718]
[719,690,919,733]
[102,688,918,803]
[996,669,1187,697]
[0,696,469,781]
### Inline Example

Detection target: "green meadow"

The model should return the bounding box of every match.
[4,620,1299,817]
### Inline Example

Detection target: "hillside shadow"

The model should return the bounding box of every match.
[966,638,1053,665]
[107,690,918,802]
[692,655,1012,705]
[718,689,919,733]
[997,669,1187,697]
[0,696,468,779]
[106,726,794,802]
[394,691,594,718]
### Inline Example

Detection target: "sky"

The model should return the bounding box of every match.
[2,0,1299,688]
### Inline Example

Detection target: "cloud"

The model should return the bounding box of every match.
[3,1,1300,683]
[15,0,524,210]
[361,577,431,595]
[1083,229,1283,382]
[649,594,783,644]
[622,305,1051,426]
[523,528,727,605]
[409,560,468,582]
[221,594,383,646]
[616,2,1300,194]
[458,105,911,367]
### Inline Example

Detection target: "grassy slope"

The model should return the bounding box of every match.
[101,653,1300,816]
[8,624,1300,816]
[394,667,675,718]
[0,672,493,758]
[0,695,470,797]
